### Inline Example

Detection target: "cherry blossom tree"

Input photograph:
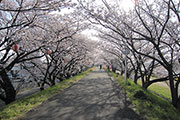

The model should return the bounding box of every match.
[77,0,180,108]
[0,0,71,104]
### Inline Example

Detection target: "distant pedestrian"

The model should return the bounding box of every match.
[107,65,110,71]
[100,65,102,69]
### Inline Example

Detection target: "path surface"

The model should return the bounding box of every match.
[19,68,143,120]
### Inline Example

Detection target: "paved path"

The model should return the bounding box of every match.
[19,68,143,120]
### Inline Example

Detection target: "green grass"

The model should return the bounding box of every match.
[109,71,180,120]
[0,68,94,120]
[148,84,171,100]
[137,80,172,100]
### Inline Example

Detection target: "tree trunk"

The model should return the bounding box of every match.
[134,69,138,84]
[140,74,145,88]
[120,70,124,76]
[127,69,133,78]
[143,82,150,89]
[177,98,180,108]
[175,77,180,108]
[168,70,178,108]
[40,81,45,91]
[112,67,116,73]
[0,68,16,104]
[50,76,56,86]
[143,75,151,89]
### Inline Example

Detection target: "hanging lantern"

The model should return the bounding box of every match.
[46,49,51,55]
[13,43,18,52]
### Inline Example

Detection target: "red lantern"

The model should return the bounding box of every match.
[13,44,18,52]
[46,49,51,55]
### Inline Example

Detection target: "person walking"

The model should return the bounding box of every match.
[100,65,102,69]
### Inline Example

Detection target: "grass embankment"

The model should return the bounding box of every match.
[148,83,171,100]
[109,71,180,120]
[137,80,172,100]
[0,68,93,120]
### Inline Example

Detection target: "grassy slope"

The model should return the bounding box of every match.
[137,80,172,100]
[109,72,180,120]
[148,84,171,100]
[0,68,93,120]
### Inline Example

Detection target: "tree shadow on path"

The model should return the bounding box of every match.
[19,69,143,120]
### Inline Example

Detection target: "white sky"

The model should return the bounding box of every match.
[119,0,135,12]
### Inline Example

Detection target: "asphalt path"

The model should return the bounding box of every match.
[19,68,143,120]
